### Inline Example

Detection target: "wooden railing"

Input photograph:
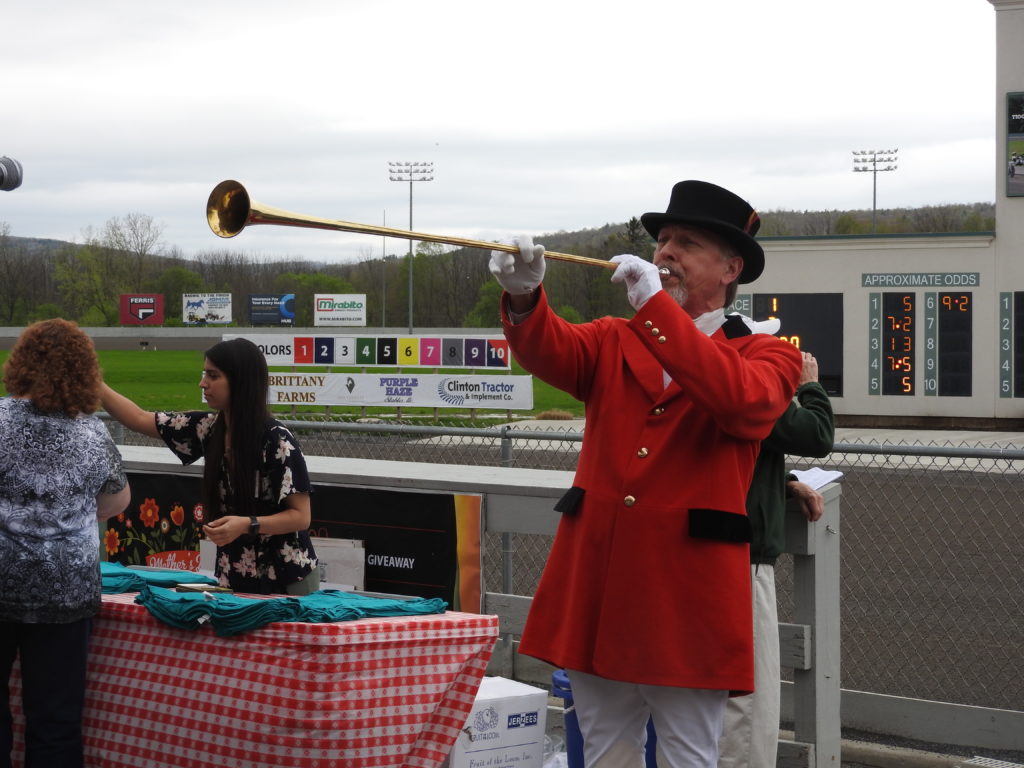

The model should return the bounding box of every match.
[118,446,841,768]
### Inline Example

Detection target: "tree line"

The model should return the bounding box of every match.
[0,202,995,329]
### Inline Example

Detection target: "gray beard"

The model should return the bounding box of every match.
[665,284,687,308]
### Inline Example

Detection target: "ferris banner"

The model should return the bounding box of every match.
[314,294,366,327]
[182,293,232,325]
[119,294,164,325]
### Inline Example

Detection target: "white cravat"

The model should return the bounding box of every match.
[662,310,781,388]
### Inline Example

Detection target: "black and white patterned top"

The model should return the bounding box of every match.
[0,397,128,623]
[154,411,318,594]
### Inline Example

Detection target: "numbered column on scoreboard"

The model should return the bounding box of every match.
[868,292,915,395]
[868,291,972,397]
[998,291,1024,398]
[926,292,972,397]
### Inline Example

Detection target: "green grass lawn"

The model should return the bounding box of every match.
[0,349,585,419]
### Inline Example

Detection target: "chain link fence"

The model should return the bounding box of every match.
[106,414,1024,714]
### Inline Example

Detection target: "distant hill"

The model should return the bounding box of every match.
[7,201,997,262]
[9,236,75,256]
[757,202,995,237]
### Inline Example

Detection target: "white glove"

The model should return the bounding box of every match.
[610,254,663,311]
[489,235,546,295]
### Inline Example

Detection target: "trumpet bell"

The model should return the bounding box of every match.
[207,180,252,238]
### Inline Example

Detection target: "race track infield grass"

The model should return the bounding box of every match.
[0,349,585,420]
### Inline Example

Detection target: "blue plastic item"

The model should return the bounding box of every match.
[550,669,657,768]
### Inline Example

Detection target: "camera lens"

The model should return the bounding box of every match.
[0,157,23,191]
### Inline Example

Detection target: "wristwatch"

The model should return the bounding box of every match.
[249,516,261,536]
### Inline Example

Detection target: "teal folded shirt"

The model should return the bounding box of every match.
[101,561,218,593]
[132,584,448,636]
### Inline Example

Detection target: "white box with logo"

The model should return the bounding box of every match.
[309,536,365,590]
[201,536,365,590]
[445,676,548,768]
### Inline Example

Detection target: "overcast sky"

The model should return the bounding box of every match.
[1,0,998,264]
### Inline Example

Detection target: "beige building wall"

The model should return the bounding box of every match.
[724,3,1021,426]
[735,235,996,423]
[990,0,1024,419]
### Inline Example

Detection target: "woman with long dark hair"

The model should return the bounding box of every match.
[100,338,318,595]
[1,318,130,768]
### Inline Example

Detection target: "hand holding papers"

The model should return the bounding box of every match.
[790,467,843,490]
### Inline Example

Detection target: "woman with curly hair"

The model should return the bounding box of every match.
[100,337,318,595]
[0,318,130,768]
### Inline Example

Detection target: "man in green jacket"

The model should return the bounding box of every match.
[719,350,835,768]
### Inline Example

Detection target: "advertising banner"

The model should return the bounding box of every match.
[103,471,482,610]
[269,372,533,409]
[104,472,203,571]
[314,293,367,326]
[119,294,164,325]
[183,293,232,325]
[1008,91,1024,197]
[224,333,512,369]
[309,486,482,610]
[249,293,295,326]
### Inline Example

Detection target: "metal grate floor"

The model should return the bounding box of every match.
[960,758,1024,768]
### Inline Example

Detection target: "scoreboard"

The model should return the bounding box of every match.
[748,293,844,397]
[706,237,1024,420]
[736,283,979,412]
[868,292,973,398]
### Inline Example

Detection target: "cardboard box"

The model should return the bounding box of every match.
[445,676,548,768]
[200,536,366,590]
[309,536,365,590]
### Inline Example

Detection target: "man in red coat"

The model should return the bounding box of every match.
[489,180,802,768]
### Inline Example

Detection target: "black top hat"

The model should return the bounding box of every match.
[640,180,764,284]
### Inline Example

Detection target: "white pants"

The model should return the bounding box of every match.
[566,669,727,768]
[718,564,780,768]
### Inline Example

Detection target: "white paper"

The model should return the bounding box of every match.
[791,467,844,490]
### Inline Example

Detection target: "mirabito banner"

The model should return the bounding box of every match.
[269,372,534,409]
[314,293,367,326]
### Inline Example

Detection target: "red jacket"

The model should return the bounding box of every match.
[506,288,802,692]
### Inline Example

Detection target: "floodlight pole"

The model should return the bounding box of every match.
[388,161,434,333]
[852,149,898,233]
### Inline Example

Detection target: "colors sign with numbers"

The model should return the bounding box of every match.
[225,333,512,369]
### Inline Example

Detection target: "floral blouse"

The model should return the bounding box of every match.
[0,398,127,623]
[154,411,317,594]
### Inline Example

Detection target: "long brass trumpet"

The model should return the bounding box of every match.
[206,179,620,270]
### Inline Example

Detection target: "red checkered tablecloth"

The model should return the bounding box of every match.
[9,592,499,768]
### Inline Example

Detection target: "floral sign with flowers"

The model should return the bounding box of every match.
[104,472,205,571]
